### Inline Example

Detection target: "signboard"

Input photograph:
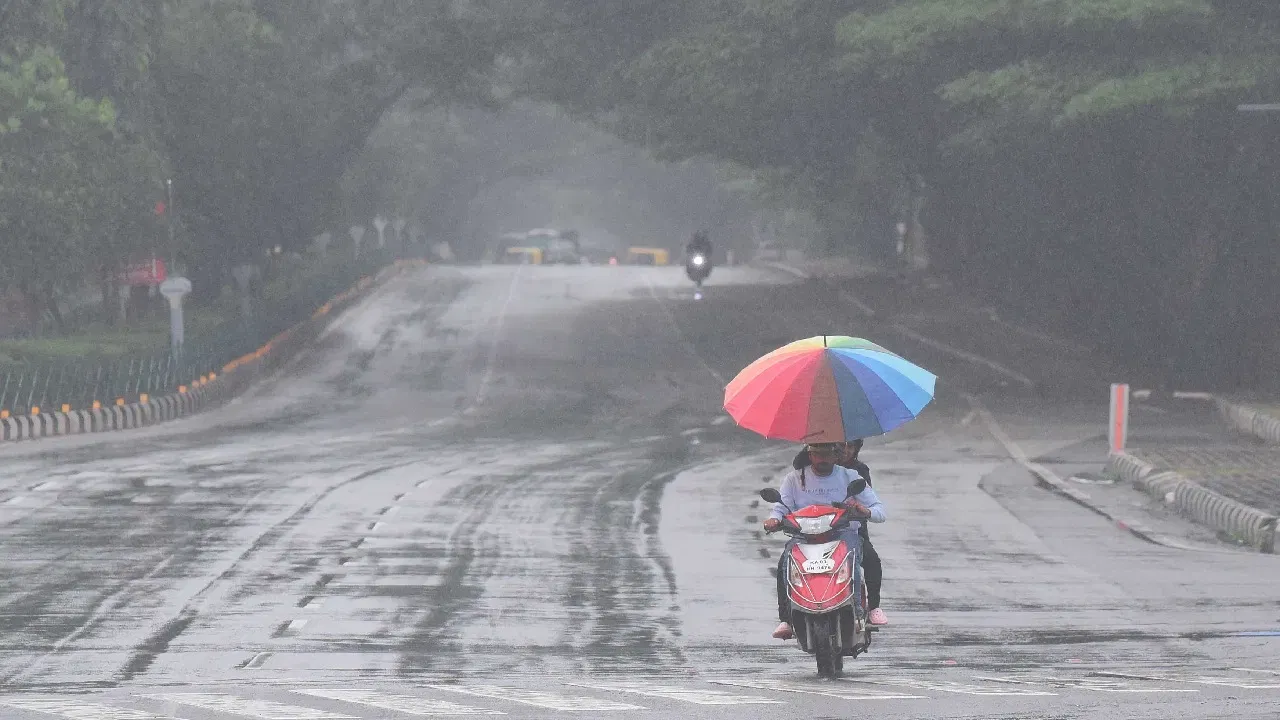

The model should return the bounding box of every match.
[121,258,167,286]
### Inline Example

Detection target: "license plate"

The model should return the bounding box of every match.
[802,558,836,574]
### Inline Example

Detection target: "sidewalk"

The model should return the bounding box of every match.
[1113,398,1280,551]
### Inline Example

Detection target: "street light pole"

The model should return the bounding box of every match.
[166,178,176,271]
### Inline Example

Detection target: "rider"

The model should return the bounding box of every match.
[765,441,886,640]
[685,230,712,260]
[792,440,888,627]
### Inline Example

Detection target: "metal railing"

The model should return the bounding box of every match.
[0,251,396,416]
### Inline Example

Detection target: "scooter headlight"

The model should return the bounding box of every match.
[788,557,804,588]
[692,255,706,266]
[796,514,836,535]
[835,558,851,586]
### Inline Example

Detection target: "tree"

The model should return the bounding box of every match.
[0,45,120,329]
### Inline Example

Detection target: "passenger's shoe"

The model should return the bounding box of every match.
[867,608,889,626]
[772,622,794,639]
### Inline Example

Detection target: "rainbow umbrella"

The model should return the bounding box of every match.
[723,335,937,442]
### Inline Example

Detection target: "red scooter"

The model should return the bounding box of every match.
[760,479,873,677]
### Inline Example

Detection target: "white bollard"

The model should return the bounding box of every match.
[1109,383,1130,453]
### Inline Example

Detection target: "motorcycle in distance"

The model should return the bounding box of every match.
[760,478,875,678]
[686,251,711,298]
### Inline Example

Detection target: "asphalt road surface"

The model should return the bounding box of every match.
[1,264,1278,720]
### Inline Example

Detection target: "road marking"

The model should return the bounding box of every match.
[2,699,164,719]
[1233,667,1280,676]
[1096,671,1280,690]
[5,495,27,505]
[641,273,726,385]
[295,690,504,715]
[976,674,1196,693]
[894,323,1035,389]
[472,265,523,409]
[301,597,324,609]
[708,678,924,700]
[369,522,383,532]
[867,678,1056,696]
[567,681,783,705]
[285,619,308,632]
[428,685,646,711]
[140,693,356,719]
[241,652,272,669]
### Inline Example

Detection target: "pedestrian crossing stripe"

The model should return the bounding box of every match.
[3,670,1279,719]
[426,685,647,711]
[295,690,505,715]
[141,693,357,719]
[1,699,164,720]
[565,681,783,705]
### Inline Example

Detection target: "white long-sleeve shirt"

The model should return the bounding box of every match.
[769,464,886,523]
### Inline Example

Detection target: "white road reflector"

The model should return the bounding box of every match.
[708,678,924,700]
[975,675,1197,693]
[2,699,164,719]
[869,678,1056,696]
[427,685,646,711]
[295,689,505,715]
[566,681,783,705]
[140,693,357,719]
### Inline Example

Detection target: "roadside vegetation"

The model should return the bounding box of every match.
[3,1,1277,389]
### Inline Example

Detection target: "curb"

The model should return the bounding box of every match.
[1105,451,1278,553]
[1213,396,1280,445]
[0,259,426,445]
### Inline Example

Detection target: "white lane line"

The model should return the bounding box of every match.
[867,678,1056,696]
[641,274,726,386]
[1096,671,1280,690]
[566,681,783,705]
[285,618,308,632]
[976,674,1196,693]
[2,699,164,719]
[891,322,1035,389]
[369,522,383,532]
[140,693,356,719]
[242,652,273,669]
[708,678,924,700]
[4,495,27,505]
[385,506,401,515]
[471,265,523,410]
[427,685,646,711]
[296,690,504,716]
[301,597,324,609]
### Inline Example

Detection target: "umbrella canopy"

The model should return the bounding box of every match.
[723,335,937,442]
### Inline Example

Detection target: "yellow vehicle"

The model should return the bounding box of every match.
[503,247,543,264]
[625,247,669,266]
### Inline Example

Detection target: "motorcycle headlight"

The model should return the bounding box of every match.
[692,255,705,266]
[796,514,836,535]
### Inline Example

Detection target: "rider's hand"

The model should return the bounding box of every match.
[763,518,782,532]
[848,501,871,518]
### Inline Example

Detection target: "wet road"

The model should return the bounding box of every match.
[0,264,1278,719]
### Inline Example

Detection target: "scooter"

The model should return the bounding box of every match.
[760,479,873,677]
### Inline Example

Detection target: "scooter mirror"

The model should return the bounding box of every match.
[759,488,782,504]
[846,478,867,498]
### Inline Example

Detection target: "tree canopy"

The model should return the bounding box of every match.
[1,0,1277,385]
